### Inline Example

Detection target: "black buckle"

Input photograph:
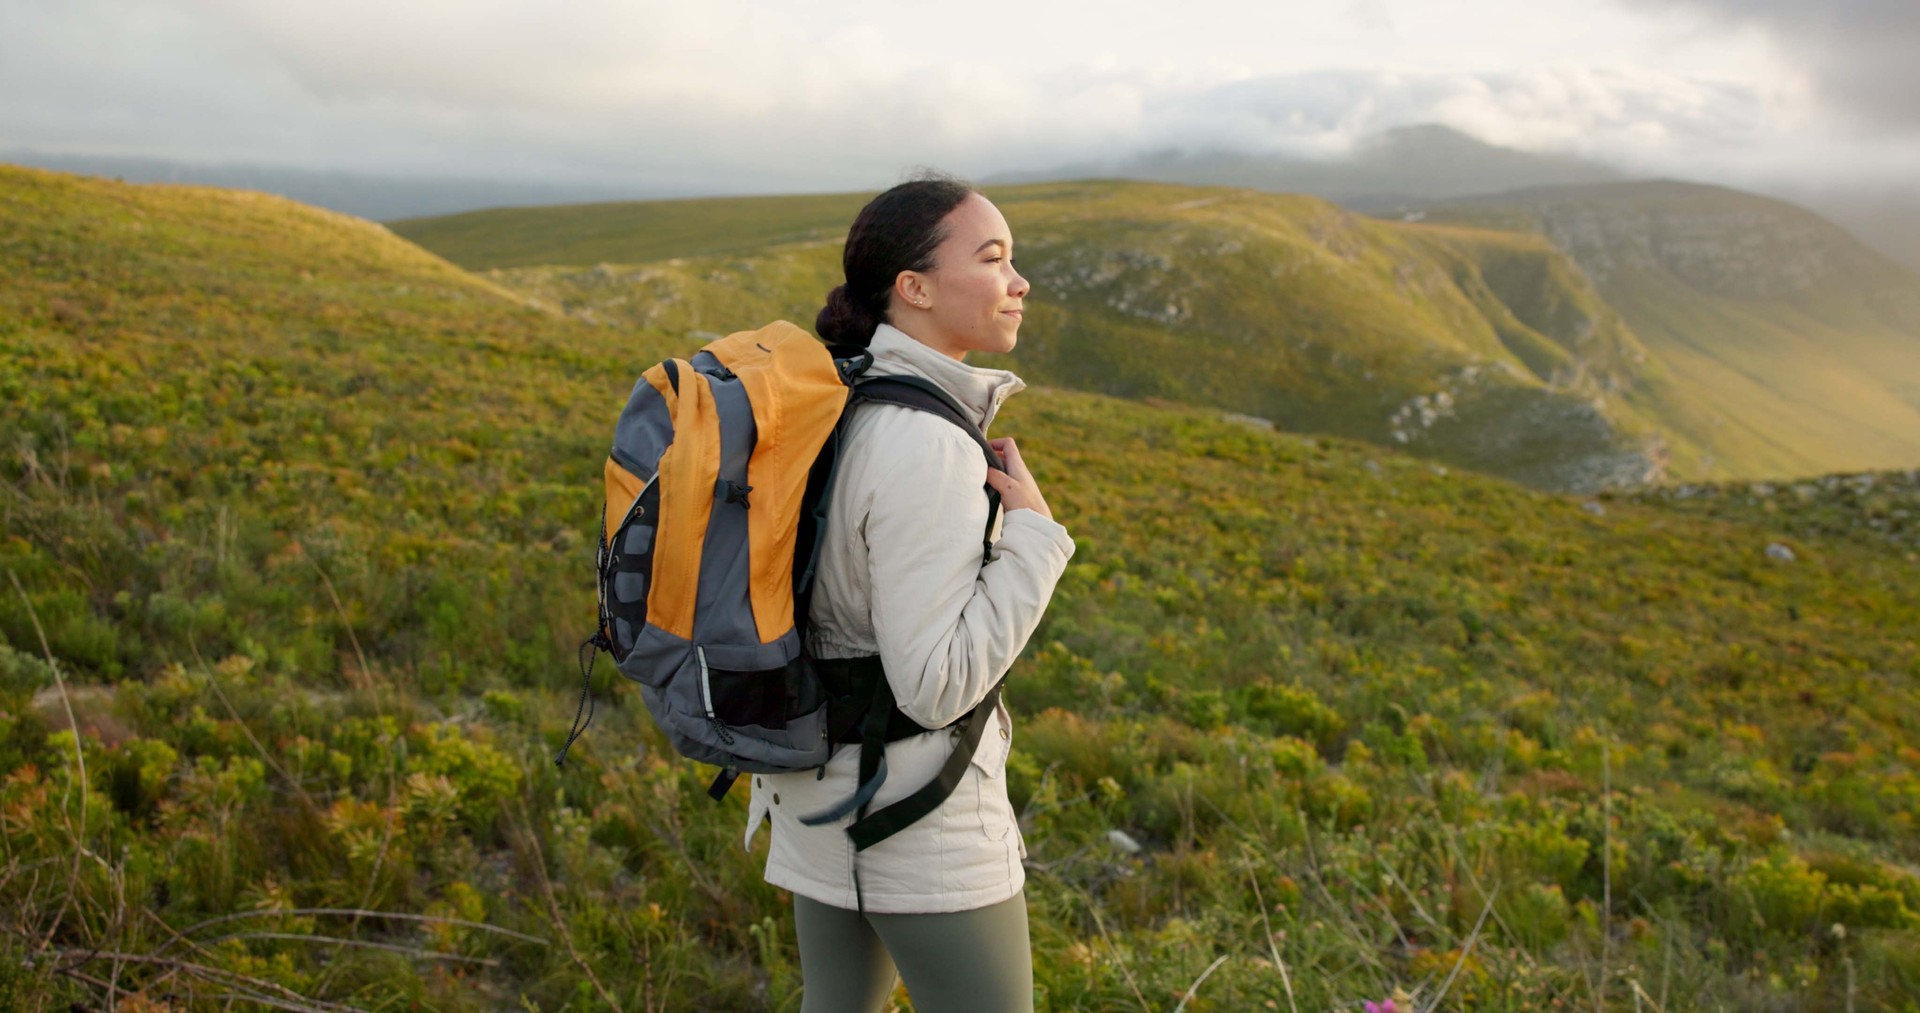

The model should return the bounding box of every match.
[833,350,874,384]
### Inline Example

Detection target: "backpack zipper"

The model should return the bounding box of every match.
[696,646,735,744]
[697,646,715,718]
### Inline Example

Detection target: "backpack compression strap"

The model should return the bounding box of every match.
[793,374,1008,853]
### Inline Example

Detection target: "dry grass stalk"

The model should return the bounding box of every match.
[514,799,626,1012]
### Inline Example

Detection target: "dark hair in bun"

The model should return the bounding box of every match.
[816,172,977,347]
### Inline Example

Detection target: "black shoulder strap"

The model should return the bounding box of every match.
[850,375,1005,563]
[850,375,1004,471]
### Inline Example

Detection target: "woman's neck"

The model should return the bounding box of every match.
[883,316,968,362]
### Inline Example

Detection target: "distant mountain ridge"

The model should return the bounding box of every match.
[996,124,1920,276]
[1435,180,1915,298]
[19,128,1920,278]
[988,124,1623,208]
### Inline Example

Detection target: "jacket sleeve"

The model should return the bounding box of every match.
[861,413,1076,728]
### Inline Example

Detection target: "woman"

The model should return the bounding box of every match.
[740,175,1075,1012]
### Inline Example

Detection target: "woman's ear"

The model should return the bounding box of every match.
[895,270,932,310]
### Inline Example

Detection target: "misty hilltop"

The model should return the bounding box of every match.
[989,124,1623,209]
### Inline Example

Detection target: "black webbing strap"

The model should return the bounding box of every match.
[815,655,966,744]
[847,678,1004,852]
[706,768,740,801]
[797,668,895,830]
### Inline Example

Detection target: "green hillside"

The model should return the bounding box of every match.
[4,164,1920,1010]
[388,190,871,270]
[1430,182,1920,482]
[418,180,1672,492]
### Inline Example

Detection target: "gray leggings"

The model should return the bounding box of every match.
[793,890,1034,1013]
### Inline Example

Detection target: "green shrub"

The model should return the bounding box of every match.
[1241,680,1346,751]
[1734,851,1828,941]
[407,721,521,831]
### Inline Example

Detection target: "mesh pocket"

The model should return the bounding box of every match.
[698,652,827,731]
[602,477,661,661]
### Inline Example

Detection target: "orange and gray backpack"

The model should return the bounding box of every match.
[558,321,1004,853]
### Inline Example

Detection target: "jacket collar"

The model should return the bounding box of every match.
[865,322,1026,432]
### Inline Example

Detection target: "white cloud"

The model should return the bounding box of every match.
[0,0,1896,193]
[1125,65,1786,172]
[1618,0,1920,133]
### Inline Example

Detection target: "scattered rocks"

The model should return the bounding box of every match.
[1388,390,1456,444]
[1634,468,1918,553]
[1581,501,1607,517]
[1222,413,1275,430]
[1106,829,1143,855]
[1765,543,1797,563]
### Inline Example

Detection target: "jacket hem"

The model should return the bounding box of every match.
[765,863,1026,916]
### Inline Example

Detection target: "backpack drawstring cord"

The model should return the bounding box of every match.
[554,634,606,767]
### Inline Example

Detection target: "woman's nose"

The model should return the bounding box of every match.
[1009,268,1031,298]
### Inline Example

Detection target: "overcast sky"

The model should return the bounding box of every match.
[3,0,1917,195]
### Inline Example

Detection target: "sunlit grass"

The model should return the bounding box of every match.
[3,164,1918,1010]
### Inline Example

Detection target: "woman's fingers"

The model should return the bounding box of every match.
[986,469,1051,519]
[992,438,1034,480]
[986,436,1052,519]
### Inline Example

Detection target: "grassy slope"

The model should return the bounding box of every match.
[1433,182,1920,482]
[388,190,872,269]
[4,165,1920,1010]
[410,180,1670,492]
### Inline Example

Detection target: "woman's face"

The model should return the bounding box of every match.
[893,193,1031,361]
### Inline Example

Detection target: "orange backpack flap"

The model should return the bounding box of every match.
[703,323,849,643]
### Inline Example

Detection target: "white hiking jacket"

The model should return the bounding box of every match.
[742,322,1077,913]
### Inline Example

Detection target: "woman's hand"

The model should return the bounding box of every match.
[985,437,1053,521]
